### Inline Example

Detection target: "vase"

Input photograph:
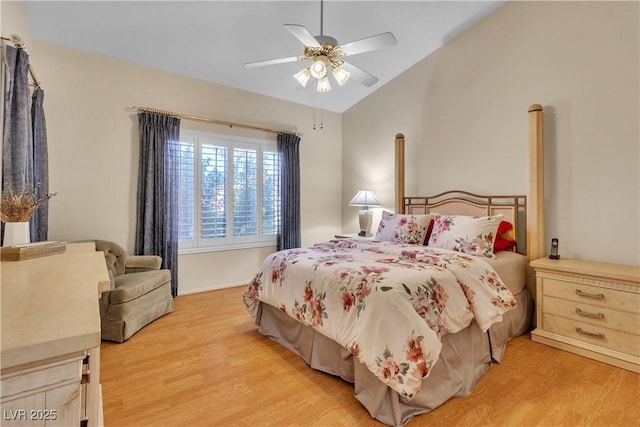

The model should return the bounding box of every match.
[3,222,31,247]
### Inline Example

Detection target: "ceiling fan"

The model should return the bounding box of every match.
[245,0,397,93]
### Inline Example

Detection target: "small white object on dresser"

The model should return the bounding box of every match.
[530,257,640,373]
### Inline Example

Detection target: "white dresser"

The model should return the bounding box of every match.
[1,243,109,426]
[530,257,640,373]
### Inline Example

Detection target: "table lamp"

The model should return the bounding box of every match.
[349,190,381,236]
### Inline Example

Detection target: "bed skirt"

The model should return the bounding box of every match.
[255,288,532,426]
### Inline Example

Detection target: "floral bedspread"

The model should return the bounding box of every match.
[243,238,516,400]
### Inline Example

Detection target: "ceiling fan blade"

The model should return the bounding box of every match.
[284,24,321,48]
[245,56,300,68]
[340,32,397,57]
[340,62,379,87]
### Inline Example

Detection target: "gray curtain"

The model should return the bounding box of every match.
[31,87,49,241]
[136,112,180,296]
[2,45,48,241]
[277,133,301,250]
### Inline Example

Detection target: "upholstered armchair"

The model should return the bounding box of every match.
[94,240,174,342]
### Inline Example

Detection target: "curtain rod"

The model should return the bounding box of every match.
[131,106,300,137]
[1,34,41,87]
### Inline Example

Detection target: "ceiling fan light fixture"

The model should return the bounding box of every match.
[293,67,311,88]
[309,56,328,79]
[245,2,397,95]
[332,65,350,86]
[316,76,331,93]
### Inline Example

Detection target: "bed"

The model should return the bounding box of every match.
[242,105,546,426]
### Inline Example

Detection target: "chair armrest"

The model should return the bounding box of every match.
[125,255,162,273]
[107,269,116,290]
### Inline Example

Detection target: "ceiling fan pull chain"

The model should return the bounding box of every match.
[312,95,324,131]
[313,103,317,130]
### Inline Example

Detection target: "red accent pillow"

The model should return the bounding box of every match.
[493,237,517,253]
[497,220,513,236]
[423,219,434,244]
[494,221,516,253]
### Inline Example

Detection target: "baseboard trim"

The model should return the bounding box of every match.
[178,281,247,296]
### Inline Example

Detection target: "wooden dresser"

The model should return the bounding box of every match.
[1,243,109,426]
[530,257,640,373]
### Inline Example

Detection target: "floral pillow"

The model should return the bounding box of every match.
[427,213,503,258]
[374,211,431,245]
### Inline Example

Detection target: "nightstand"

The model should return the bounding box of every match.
[334,233,374,239]
[530,257,640,373]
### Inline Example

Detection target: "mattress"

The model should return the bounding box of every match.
[485,250,527,294]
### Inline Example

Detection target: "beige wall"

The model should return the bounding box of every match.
[343,1,639,267]
[3,0,639,297]
[3,1,342,294]
[1,1,32,47]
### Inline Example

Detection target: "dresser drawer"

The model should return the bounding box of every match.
[542,313,640,357]
[531,258,640,372]
[1,357,83,399]
[543,296,640,336]
[543,278,640,313]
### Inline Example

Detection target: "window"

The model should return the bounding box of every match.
[178,130,280,252]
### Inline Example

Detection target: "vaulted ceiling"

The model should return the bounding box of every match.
[23,1,505,113]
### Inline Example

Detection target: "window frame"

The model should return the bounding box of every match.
[178,129,280,254]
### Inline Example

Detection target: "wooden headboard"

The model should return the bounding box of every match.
[394,104,546,296]
[404,191,527,254]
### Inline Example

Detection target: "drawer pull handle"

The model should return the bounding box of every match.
[575,308,605,319]
[576,327,605,339]
[575,289,605,300]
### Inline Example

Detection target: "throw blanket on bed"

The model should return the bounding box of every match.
[243,238,516,400]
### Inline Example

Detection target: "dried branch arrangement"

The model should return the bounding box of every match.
[1,184,57,222]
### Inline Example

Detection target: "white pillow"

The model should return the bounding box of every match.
[427,213,503,258]
[374,211,431,245]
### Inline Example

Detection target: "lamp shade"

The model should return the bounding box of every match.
[332,66,350,86]
[316,76,331,93]
[293,67,311,88]
[310,57,328,79]
[349,190,381,207]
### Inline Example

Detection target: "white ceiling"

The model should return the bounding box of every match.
[24,1,505,113]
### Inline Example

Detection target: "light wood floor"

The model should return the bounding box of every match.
[101,286,640,427]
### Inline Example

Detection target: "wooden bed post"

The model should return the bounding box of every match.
[528,104,545,262]
[527,104,545,305]
[395,133,405,213]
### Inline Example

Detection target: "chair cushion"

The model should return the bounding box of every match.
[110,269,171,304]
